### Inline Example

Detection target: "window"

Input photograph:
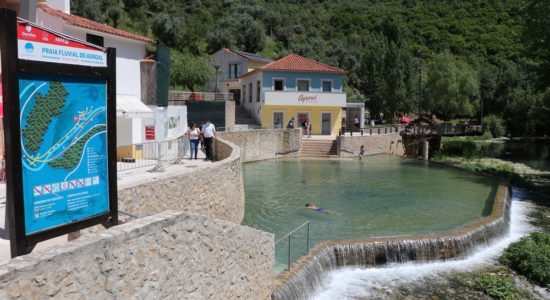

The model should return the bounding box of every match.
[297,79,310,92]
[249,83,253,103]
[322,80,332,92]
[242,85,246,103]
[228,64,241,79]
[86,33,104,47]
[256,81,261,102]
[274,79,284,91]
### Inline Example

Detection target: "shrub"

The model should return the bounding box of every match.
[483,115,506,138]
[441,140,477,158]
[499,232,550,288]
[474,273,521,300]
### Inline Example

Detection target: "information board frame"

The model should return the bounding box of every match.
[0,9,118,257]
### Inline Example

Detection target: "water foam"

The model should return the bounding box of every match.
[312,196,534,300]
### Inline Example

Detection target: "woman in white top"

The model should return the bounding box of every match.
[186,122,201,159]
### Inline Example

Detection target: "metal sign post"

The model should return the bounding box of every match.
[0,9,118,257]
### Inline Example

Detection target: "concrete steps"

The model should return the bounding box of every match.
[235,106,260,127]
[300,139,338,158]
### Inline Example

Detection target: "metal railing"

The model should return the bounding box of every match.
[339,125,402,137]
[168,91,234,102]
[275,221,311,271]
[405,124,482,136]
[117,136,189,172]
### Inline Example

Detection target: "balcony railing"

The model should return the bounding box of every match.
[168,91,234,102]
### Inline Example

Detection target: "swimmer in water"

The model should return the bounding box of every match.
[305,203,338,215]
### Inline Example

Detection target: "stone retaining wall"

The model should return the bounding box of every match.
[118,138,245,224]
[217,129,301,162]
[0,210,274,299]
[337,133,404,157]
[273,184,511,299]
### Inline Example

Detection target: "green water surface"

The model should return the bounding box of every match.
[243,155,499,267]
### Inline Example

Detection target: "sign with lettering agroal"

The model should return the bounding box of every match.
[17,22,107,67]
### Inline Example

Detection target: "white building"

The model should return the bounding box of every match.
[1,0,157,159]
[210,48,272,102]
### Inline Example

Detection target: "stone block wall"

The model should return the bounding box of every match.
[224,101,235,129]
[337,133,404,157]
[0,210,274,299]
[218,128,301,162]
[118,138,245,224]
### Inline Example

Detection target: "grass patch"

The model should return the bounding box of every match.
[500,232,550,289]
[473,273,524,300]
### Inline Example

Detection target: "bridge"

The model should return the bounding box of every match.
[400,118,483,158]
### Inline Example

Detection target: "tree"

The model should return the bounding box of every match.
[151,13,185,48]
[423,52,479,119]
[170,51,214,92]
[524,0,550,88]
[233,14,266,53]
[107,6,123,28]
[71,0,105,23]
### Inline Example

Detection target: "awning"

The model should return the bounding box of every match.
[116,95,154,118]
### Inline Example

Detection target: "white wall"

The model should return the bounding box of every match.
[240,71,263,123]
[46,0,70,13]
[116,116,133,146]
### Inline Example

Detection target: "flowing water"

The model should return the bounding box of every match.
[243,155,500,271]
[312,193,534,300]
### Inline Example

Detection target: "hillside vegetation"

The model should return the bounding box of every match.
[71,0,550,136]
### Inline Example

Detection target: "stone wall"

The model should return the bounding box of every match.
[117,138,245,224]
[217,129,301,162]
[0,210,274,299]
[337,133,404,157]
[224,101,235,129]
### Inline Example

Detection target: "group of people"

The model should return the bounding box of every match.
[185,118,216,161]
[287,117,312,137]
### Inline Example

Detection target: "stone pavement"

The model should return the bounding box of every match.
[0,148,213,264]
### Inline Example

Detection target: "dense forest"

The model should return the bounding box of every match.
[70,0,550,136]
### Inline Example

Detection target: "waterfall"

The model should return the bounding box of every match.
[272,188,512,300]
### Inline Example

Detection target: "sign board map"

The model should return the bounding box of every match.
[19,74,109,234]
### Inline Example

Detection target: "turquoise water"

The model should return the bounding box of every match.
[243,155,499,267]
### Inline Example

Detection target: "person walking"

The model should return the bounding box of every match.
[304,119,311,138]
[202,118,216,161]
[186,122,201,159]
[354,115,360,130]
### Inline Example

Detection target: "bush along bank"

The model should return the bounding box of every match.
[500,232,550,289]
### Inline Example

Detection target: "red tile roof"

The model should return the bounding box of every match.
[38,3,153,44]
[239,54,346,79]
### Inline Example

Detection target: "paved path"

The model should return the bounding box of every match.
[0,148,213,264]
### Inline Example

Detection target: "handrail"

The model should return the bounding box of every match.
[275,221,310,244]
[275,221,311,271]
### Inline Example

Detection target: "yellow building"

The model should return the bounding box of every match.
[238,54,346,136]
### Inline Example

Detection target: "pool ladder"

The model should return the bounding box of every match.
[275,221,311,271]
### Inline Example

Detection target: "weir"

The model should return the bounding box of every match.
[272,185,511,300]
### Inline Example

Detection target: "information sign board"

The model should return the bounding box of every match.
[19,75,109,234]
[0,10,118,257]
[17,22,107,67]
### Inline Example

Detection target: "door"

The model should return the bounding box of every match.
[273,112,284,129]
[321,113,331,135]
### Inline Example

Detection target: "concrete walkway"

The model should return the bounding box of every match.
[0,149,213,264]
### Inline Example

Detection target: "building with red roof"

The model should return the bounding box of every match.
[238,54,347,135]
[1,0,158,158]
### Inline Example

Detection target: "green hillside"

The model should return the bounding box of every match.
[71,0,550,136]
